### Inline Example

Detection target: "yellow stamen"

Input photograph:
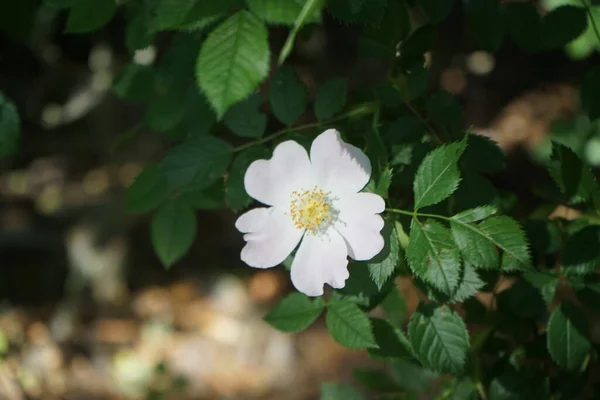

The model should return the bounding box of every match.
[289,186,334,234]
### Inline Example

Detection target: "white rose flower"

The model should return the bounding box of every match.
[235,129,386,296]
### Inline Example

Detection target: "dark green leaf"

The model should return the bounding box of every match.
[581,66,600,121]
[420,0,454,24]
[381,287,407,327]
[390,359,438,393]
[0,93,20,156]
[145,88,186,132]
[196,10,270,118]
[452,263,485,302]
[548,142,599,205]
[126,164,171,213]
[112,64,156,102]
[451,220,499,269]
[466,0,505,52]
[150,0,197,31]
[247,0,322,25]
[497,279,545,319]
[384,116,426,145]
[354,368,400,393]
[264,292,325,332]
[320,383,365,400]
[179,180,225,209]
[314,77,347,120]
[327,0,386,25]
[452,206,498,223]
[226,146,269,209]
[126,15,154,52]
[179,0,243,31]
[224,93,266,138]
[269,66,307,126]
[408,303,469,374]
[426,91,462,134]
[547,301,591,371]
[64,0,117,33]
[413,139,466,209]
[477,216,530,271]
[160,136,233,189]
[326,298,377,349]
[368,318,414,360]
[406,219,462,295]
[151,199,196,268]
[462,134,505,173]
[367,221,402,289]
[542,5,588,51]
[184,88,217,136]
[505,2,541,52]
[562,225,600,276]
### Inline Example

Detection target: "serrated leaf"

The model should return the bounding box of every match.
[452,263,485,302]
[452,206,498,223]
[548,142,599,205]
[408,303,469,374]
[497,278,545,319]
[145,88,186,132]
[126,164,171,213]
[326,299,377,349]
[0,93,20,156]
[462,134,505,173]
[247,0,322,25]
[64,0,117,33]
[314,77,347,120]
[160,136,233,189]
[112,64,156,102]
[320,383,365,400]
[420,0,454,24]
[151,199,196,268]
[400,25,436,63]
[450,220,499,269]
[196,10,270,118]
[384,115,426,145]
[264,292,325,332]
[269,66,307,126]
[562,225,600,276]
[406,220,462,295]
[470,216,530,271]
[373,169,393,198]
[226,146,269,209]
[368,318,414,360]
[523,269,559,306]
[547,301,591,371]
[466,0,505,52]
[367,221,402,289]
[179,0,243,31]
[178,180,225,209]
[582,66,600,121]
[224,93,266,138]
[278,0,325,64]
[413,139,466,210]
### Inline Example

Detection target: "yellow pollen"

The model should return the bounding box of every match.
[289,186,334,234]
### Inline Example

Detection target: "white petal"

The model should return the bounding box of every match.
[290,229,349,296]
[310,129,371,196]
[334,192,385,261]
[235,207,304,269]
[244,141,314,207]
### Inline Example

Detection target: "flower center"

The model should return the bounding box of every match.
[289,186,336,235]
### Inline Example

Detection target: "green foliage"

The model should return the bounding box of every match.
[264,292,325,332]
[408,303,469,374]
[320,383,365,400]
[112,64,156,102]
[314,78,347,120]
[196,11,270,118]
[366,221,402,289]
[151,198,197,268]
[581,66,600,121]
[226,146,269,209]
[0,93,20,156]
[269,66,307,126]
[466,0,505,52]
[126,164,171,214]
[547,301,591,371]
[420,0,454,25]
[326,298,377,349]
[247,0,322,25]
[224,93,267,138]
[64,0,117,33]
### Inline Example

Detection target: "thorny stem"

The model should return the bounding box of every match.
[233,109,372,153]
[580,0,600,46]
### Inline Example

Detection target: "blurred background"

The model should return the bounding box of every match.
[0,0,599,399]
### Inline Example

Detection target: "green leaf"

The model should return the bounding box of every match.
[226,146,269,209]
[381,287,407,327]
[542,5,587,50]
[385,115,427,145]
[581,66,600,121]
[269,66,307,126]
[373,168,393,198]
[314,77,347,120]
[145,88,186,132]
[178,180,225,209]
[112,64,156,102]
[523,269,559,306]
[353,367,400,393]
[462,134,505,173]
[326,299,377,349]
[562,225,600,276]
[125,14,154,52]
[151,199,197,268]
[548,142,599,205]
[452,378,477,400]
[150,0,197,31]
[320,383,365,400]
[179,0,243,31]
[450,220,499,269]
[505,2,541,52]
[451,206,498,223]
[160,136,233,189]
[390,359,438,394]
[247,0,322,25]
[426,91,462,134]
[406,220,462,295]
[408,303,469,374]
[400,25,436,63]
[0,93,20,156]
[466,0,505,52]
[126,164,171,214]
[224,93,266,138]
[367,221,402,289]
[547,301,591,371]
[278,0,325,65]
[184,88,217,136]
[196,10,270,118]
[452,263,485,302]
[497,278,545,319]
[264,292,325,332]
[64,0,117,33]
[413,139,466,210]
[368,318,414,360]
[420,0,454,24]
[327,0,386,25]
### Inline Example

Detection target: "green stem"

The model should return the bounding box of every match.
[386,207,451,221]
[403,99,443,144]
[580,0,600,46]
[233,111,367,153]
